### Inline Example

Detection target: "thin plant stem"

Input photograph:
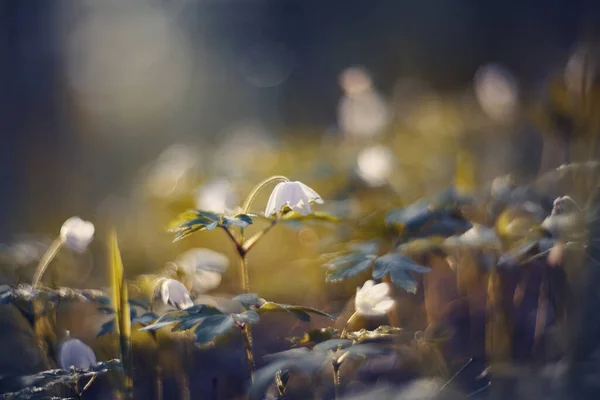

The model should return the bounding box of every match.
[332,362,341,400]
[242,323,255,382]
[31,236,64,371]
[341,311,359,338]
[433,357,473,397]
[32,237,64,288]
[241,175,290,214]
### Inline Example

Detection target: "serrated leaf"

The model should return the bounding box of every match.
[286,327,338,346]
[222,214,254,228]
[385,201,434,231]
[233,293,265,310]
[193,315,234,344]
[97,319,116,337]
[372,253,430,293]
[345,325,403,343]
[258,302,335,322]
[342,343,385,358]
[282,211,339,223]
[234,310,260,324]
[348,240,380,255]
[324,253,377,282]
[313,339,352,353]
[139,304,223,331]
[326,258,376,282]
[397,237,445,256]
[132,312,159,326]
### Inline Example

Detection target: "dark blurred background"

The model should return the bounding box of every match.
[0,0,598,241]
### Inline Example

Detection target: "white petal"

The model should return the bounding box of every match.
[368,282,390,299]
[192,270,222,294]
[59,338,97,369]
[373,299,395,314]
[265,182,286,216]
[289,185,312,215]
[296,181,323,204]
[361,279,375,291]
[60,217,95,252]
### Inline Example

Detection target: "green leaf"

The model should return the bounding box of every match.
[97,319,116,337]
[234,310,260,324]
[345,325,404,343]
[139,304,223,331]
[169,210,221,242]
[258,302,335,322]
[313,339,352,353]
[222,214,254,228]
[342,343,385,358]
[132,312,159,326]
[233,293,265,310]
[325,253,377,282]
[286,327,338,346]
[372,253,430,293]
[193,315,235,344]
[282,211,339,223]
[385,201,433,231]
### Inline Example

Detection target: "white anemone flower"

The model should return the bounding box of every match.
[445,223,501,250]
[356,145,394,187]
[355,280,395,316]
[160,278,194,310]
[60,217,95,253]
[175,248,229,294]
[58,332,97,370]
[194,179,237,213]
[264,181,323,217]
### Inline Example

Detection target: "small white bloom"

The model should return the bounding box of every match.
[195,179,237,213]
[446,224,501,250]
[356,145,394,187]
[60,217,95,253]
[355,280,395,316]
[175,248,229,294]
[264,181,323,217]
[160,278,194,310]
[474,63,518,122]
[58,334,97,370]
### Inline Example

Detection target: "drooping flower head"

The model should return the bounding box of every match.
[355,280,395,316]
[58,332,97,370]
[160,278,194,310]
[264,181,323,217]
[60,217,95,253]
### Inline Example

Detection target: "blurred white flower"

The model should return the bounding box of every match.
[58,333,97,370]
[160,278,194,310]
[444,224,501,251]
[355,280,395,316]
[541,197,584,240]
[195,179,237,213]
[338,67,390,139]
[60,217,95,253]
[357,145,395,186]
[175,248,229,294]
[564,44,597,96]
[474,64,518,122]
[264,181,323,217]
[147,144,198,199]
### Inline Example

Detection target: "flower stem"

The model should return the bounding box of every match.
[240,253,250,294]
[241,323,255,382]
[332,362,341,400]
[341,311,359,338]
[241,175,290,214]
[32,236,64,288]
